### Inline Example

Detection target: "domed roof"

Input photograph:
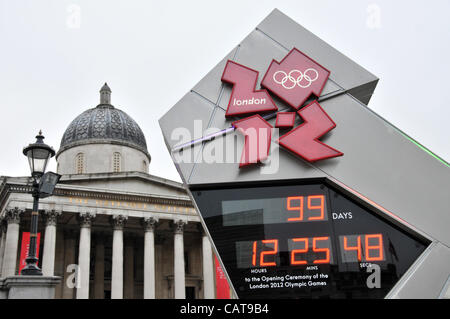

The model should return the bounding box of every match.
[58,84,150,159]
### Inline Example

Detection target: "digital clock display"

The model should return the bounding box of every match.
[192,181,429,299]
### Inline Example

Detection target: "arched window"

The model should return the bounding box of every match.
[143,160,147,172]
[113,152,121,172]
[76,153,84,174]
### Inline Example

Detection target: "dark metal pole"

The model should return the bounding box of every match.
[21,179,42,275]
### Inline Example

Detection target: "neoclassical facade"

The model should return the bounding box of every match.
[0,84,222,299]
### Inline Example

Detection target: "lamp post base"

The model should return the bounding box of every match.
[21,265,43,276]
[2,276,61,299]
[21,256,42,276]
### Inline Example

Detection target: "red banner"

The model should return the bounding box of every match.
[19,232,41,274]
[215,255,230,299]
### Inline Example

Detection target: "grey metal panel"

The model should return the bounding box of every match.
[188,107,326,185]
[347,79,379,105]
[191,47,239,105]
[313,93,450,246]
[170,143,203,184]
[439,276,450,299]
[386,242,450,298]
[230,30,287,84]
[320,77,343,97]
[159,91,215,149]
[205,105,239,132]
[257,9,378,104]
[159,92,216,183]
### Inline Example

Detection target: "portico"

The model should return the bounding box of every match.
[0,177,217,299]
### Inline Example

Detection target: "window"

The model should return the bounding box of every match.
[76,153,84,174]
[113,152,121,172]
[143,160,147,171]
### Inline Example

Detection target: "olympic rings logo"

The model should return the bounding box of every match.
[272,68,319,90]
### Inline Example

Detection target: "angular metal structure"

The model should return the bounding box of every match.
[159,9,450,299]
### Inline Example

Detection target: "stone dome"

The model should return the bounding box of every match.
[57,83,150,161]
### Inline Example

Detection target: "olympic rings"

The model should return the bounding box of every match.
[272,68,319,90]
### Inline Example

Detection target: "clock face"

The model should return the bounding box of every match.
[191,181,430,299]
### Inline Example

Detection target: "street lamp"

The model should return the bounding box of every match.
[22,131,60,275]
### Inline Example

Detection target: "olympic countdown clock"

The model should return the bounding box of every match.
[160,10,450,299]
[191,180,429,298]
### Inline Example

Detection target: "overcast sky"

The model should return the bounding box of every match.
[0,0,449,182]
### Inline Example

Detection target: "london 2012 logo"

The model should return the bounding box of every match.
[221,47,343,167]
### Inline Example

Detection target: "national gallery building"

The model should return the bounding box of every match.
[0,84,223,299]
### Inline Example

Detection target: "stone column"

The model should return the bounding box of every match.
[200,226,215,299]
[111,215,127,299]
[0,219,7,277]
[76,212,95,299]
[173,220,187,299]
[142,217,158,299]
[42,210,61,276]
[94,234,105,299]
[54,228,65,299]
[124,235,135,299]
[1,208,22,277]
[62,230,76,299]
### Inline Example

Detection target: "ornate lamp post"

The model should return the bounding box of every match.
[22,131,60,275]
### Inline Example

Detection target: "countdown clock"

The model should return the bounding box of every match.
[159,9,450,299]
[192,180,430,299]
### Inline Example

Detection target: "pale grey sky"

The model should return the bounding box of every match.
[0,0,449,182]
